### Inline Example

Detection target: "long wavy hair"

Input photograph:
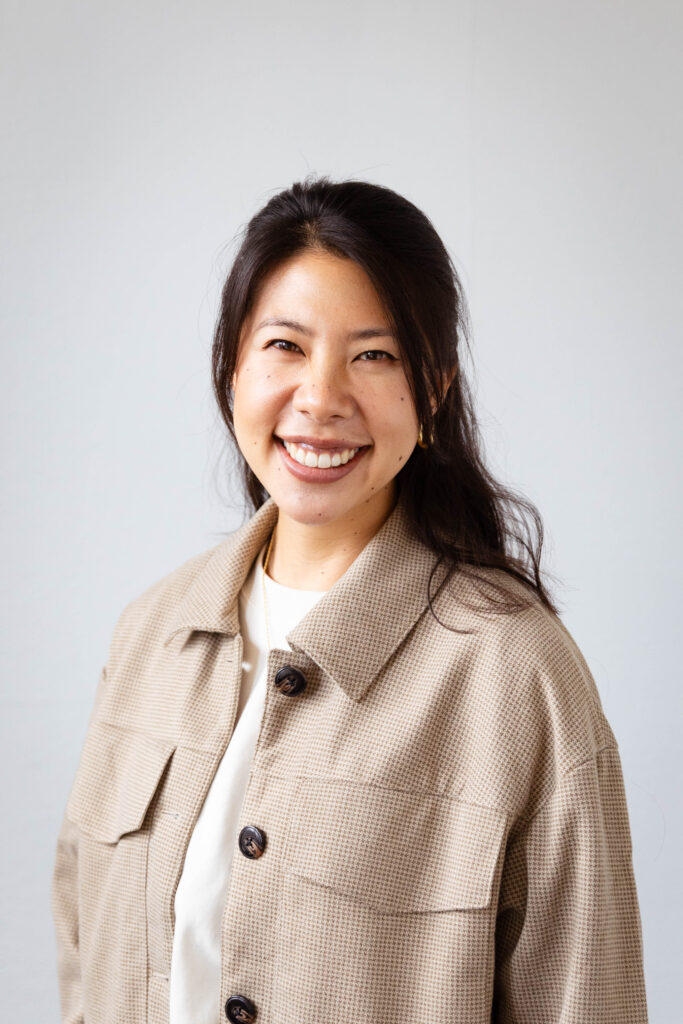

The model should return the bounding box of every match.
[211,174,562,619]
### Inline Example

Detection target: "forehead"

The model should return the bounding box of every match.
[247,250,390,328]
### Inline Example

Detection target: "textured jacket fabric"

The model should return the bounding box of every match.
[169,553,326,1022]
[51,492,649,1023]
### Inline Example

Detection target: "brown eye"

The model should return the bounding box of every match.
[267,339,300,352]
[357,350,396,361]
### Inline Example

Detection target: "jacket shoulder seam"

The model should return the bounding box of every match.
[515,742,620,831]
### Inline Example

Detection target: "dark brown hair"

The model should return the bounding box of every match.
[211,174,563,620]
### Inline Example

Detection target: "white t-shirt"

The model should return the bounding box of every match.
[169,544,327,1024]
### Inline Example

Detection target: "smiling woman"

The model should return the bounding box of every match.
[52,175,649,1024]
[226,248,424,587]
[212,179,556,606]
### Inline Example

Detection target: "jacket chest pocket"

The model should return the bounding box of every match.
[65,719,176,1024]
[277,778,507,1024]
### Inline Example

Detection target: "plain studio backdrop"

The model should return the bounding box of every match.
[1,0,680,1018]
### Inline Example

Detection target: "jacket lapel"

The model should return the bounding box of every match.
[163,492,448,702]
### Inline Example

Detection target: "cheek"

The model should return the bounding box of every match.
[234,373,285,426]
[371,384,419,439]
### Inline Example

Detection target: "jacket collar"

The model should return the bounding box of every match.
[163,491,449,702]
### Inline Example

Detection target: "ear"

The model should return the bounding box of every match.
[430,364,457,413]
[443,363,458,393]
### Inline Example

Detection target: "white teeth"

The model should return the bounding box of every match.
[281,439,360,468]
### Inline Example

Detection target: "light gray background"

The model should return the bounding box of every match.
[1,1,680,1018]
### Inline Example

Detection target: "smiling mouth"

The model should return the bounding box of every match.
[274,435,370,469]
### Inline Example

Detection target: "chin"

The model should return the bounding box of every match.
[274,490,359,525]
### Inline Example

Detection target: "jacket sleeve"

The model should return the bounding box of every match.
[51,664,109,1024]
[493,744,649,1023]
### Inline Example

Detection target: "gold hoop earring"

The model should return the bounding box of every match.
[417,424,433,448]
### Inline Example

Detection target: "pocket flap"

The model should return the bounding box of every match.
[285,779,507,912]
[66,719,176,843]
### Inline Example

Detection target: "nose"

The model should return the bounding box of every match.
[291,354,355,422]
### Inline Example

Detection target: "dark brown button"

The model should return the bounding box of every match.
[225,994,257,1022]
[274,664,307,695]
[238,825,266,859]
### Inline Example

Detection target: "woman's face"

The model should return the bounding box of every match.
[231,248,420,530]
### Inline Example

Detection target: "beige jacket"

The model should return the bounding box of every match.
[52,493,649,1023]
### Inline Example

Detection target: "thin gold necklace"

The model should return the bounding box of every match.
[261,528,276,650]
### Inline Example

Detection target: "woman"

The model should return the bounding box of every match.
[52,176,649,1024]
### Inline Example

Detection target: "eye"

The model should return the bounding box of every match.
[357,350,396,361]
[266,339,301,352]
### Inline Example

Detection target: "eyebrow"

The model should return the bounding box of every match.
[254,317,396,341]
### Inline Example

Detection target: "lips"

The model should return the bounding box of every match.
[274,433,371,481]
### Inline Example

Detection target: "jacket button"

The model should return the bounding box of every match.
[238,825,266,858]
[274,664,307,695]
[225,994,257,1022]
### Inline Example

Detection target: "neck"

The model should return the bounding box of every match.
[265,484,398,591]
